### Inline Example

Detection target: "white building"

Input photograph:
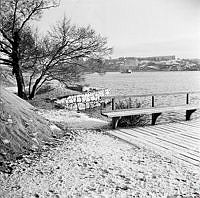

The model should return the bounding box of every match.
[120,59,138,73]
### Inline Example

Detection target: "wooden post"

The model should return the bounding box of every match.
[186,109,196,120]
[152,113,162,125]
[152,96,155,107]
[128,97,131,109]
[186,93,189,104]
[76,97,79,111]
[112,98,115,110]
[112,117,120,129]
[100,101,106,114]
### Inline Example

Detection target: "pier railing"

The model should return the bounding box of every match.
[100,91,200,112]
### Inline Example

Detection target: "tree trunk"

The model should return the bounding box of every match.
[29,83,37,100]
[29,76,43,100]
[13,63,27,100]
[12,31,27,100]
[15,65,27,100]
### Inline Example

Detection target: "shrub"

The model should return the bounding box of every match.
[115,99,148,127]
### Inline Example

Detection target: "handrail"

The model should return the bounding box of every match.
[100,90,200,111]
[101,90,200,100]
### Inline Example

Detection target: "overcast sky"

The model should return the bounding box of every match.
[37,0,200,58]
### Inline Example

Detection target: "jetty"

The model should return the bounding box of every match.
[107,119,200,169]
[101,91,200,169]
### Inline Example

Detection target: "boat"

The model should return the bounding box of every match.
[121,69,133,73]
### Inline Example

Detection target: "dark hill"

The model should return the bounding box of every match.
[0,87,56,161]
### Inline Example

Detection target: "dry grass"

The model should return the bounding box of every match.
[1,86,200,197]
[0,87,62,163]
[0,129,199,197]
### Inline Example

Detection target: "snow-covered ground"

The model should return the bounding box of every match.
[0,110,200,197]
[38,109,109,129]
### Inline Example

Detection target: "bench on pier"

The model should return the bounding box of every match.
[102,104,200,129]
[101,91,200,129]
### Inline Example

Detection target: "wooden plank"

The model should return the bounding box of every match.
[135,126,173,139]
[164,126,200,140]
[110,129,200,167]
[119,128,200,164]
[178,123,200,128]
[172,120,200,127]
[136,125,173,136]
[177,120,200,128]
[155,125,182,135]
[142,128,200,155]
[120,128,200,157]
[166,125,200,137]
[131,127,200,153]
[165,124,200,139]
[110,131,200,169]
[154,125,200,144]
[173,120,200,128]
[102,104,200,118]
[107,130,198,167]
[106,116,200,169]
[162,123,200,136]
[178,133,200,143]
[162,123,200,134]
[140,125,200,148]
[156,129,200,147]
[108,130,172,153]
[147,125,177,135]
[119,128,172,151]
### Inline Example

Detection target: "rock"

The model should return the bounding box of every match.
[2,139,10,144]
[50,124,62,132]
[34,193,40,198]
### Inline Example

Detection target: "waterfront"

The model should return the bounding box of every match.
[84,71,200,96]
[84,71,200,123]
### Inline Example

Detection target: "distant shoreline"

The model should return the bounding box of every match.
[88,70,200,75]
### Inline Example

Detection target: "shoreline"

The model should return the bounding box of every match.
[1,87,200,197]
[1,124,200,197]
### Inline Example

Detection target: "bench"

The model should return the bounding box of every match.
[101,104,200,129]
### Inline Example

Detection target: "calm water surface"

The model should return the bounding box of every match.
[84,71,200,95]
[85,71,200,122]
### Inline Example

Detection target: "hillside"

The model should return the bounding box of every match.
[0,87,61,163]
[103,57,200,72]
[0,65,16,87]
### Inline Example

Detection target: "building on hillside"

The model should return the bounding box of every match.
[138,55,175,61]
[120,58,138,73]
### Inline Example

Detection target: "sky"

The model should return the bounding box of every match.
[37,0,200,59]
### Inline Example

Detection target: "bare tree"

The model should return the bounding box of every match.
[23,17,112,99]
[0,0,59,99]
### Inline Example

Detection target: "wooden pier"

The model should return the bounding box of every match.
[107,119,200,169]
[102,91,200,169]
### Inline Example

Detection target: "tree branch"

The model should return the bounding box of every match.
[28,70,37,95]
[19,1,43,32]
[0,43,11,55]
[0,58,12,64]
[0,39,12,50]
[12,0,19,34]
[0,30,13,45]
[36,77,48,92]
[19,0,60,32]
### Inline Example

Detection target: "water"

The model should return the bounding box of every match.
[84,71,200,96]
[84,71,200,123]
